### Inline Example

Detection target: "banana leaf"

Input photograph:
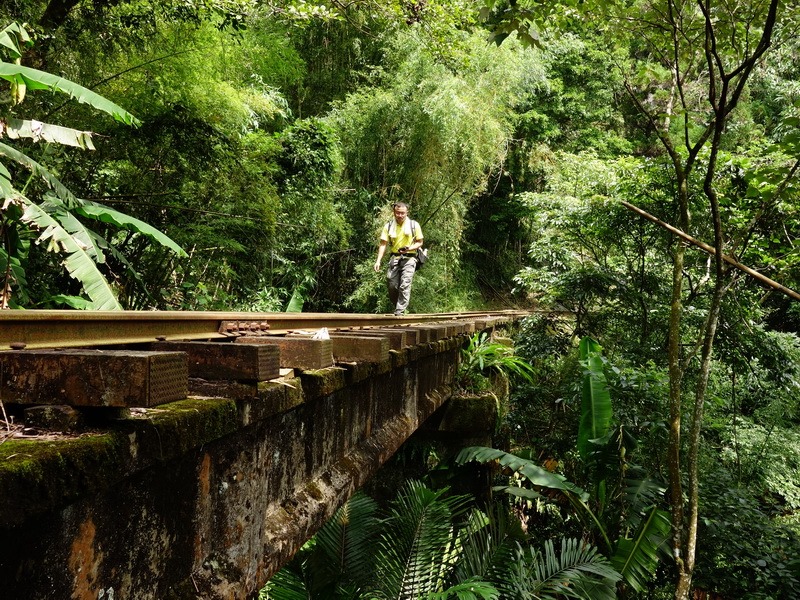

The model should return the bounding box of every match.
[0,62,140,126]
[74,200,187,257]
[0,23,32,60]
[0,141,80,208]
[44,199,106,263]
[21,201,122,310]
[578,337,613,461]
[1,117,96,149]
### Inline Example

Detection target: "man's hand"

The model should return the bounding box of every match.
[374,260,381,273]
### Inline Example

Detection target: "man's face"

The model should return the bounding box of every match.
[393,206,408,222]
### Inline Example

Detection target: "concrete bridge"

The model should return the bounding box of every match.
[0,313,521,600]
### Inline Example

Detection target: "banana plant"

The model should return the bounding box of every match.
[0,22,185,309]
[456,337,671,595]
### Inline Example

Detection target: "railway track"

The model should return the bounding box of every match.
[0,309,530,415]
[0,309,529,350]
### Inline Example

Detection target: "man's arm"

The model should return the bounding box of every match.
[406,237,423,252]
[374,239,388,272]
[407,221,423,251]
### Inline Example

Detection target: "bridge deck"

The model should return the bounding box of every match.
[0,311,526,600]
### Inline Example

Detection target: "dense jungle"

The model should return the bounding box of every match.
[3,0,800,598]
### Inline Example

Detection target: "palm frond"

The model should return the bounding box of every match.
[424,578,499,600]
[259,567,311,600]
[373,481,470,600]
[455,504,526,585]
[311,492,379,592]
[0,62,140,126]
[501,538,621,600]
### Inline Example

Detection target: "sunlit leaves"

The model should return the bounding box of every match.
[0,63,140,126]
[0,21,183,309]
[0,118,96,149]
[0,21,31,60]
[20,201,122,309]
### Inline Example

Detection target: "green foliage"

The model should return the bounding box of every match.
[262,483,497,599]
[610,506,671,594]
[263,480,622,600]
[693,466,800,599]
[456,444,670,594]
[7,3,800,594]
[456,332,536,393]
[372,482,473,599]
[577,337,612,462]
[500,538,621,600]
[331,27,523,313]
[456,446,590,503]
[462,334,674,593]
[719,419,800,513]
[0,22,183,309]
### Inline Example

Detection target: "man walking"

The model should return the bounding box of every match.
[374,202,424,316]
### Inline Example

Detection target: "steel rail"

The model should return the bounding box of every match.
[0,310,530,350]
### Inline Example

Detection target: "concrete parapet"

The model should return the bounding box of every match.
[0,335,462,600]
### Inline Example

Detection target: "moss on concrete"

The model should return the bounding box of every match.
[0,432,127,527]
[145,397,239,454]
[0,397,239,528]
[437,393,499,434]
[300,367,346,399]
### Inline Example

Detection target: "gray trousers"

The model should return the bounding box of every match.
[386,255,417,313]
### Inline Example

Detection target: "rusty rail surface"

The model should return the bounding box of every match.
[0,309,530,350]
